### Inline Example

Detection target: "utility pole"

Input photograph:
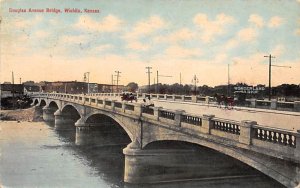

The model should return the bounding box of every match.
[264,54,291,100]
[156,71,172,94]
[84,72,90,94]
[111,74,114,92]
[19,78,22,84]
[12,71,15,109]
[156,71,158,93]
[115,71,121,93]
[146,67,152,94]
[227,64,230,97]
[180,72,182,85]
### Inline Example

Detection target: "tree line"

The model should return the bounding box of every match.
[126,82,300,99]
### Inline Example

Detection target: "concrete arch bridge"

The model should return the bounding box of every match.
[31,93,300,188]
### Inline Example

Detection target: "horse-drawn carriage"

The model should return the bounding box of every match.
[121,92,137,102]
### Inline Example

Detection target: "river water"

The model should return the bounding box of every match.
[0,121,284,188]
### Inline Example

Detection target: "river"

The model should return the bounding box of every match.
[0,121,284,188]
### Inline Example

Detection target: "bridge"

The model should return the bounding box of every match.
[31,93,300,188]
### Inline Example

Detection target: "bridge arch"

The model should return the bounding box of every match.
[61,104,82,118]
[40,99,46,107]
[60,104,81,125]
[84,111,134,141]
[33,99,38,105]
[143,137,292,187]
[48,101,59,110]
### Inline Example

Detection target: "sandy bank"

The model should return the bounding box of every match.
[0,107,43,122]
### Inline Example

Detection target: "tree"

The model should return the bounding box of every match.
[126,82,139,92]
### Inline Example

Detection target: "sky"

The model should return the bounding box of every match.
[0,0,300,87]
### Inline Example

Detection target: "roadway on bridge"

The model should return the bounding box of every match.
[97,96,299,131]
[150,99,300,131]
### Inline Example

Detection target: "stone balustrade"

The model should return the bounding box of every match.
[32,92,300,163]
[31,92,300,112]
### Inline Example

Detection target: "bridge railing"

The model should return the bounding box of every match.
[32,93,300,162]
[31,92,300,113]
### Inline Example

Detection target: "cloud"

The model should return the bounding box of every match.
[60,35,87,44]
[94,44,114,52]
[249,14,264,28]
[74,14,123,32]
[193,13,236,43]
[164,45,202,59]
[268,16,284,28]
[35,30,50,38]
[126,41,150,51]
[154,28,196,44]
[123,16,166,52]
[13,15,43,28]
[224,27,258,51]
[295,28,300,36]
[237,27,258,42]
[124,15,167,41]
[271,45,285,56]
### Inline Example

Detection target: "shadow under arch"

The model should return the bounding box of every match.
[48,101,59,110]
[40,99,46,107]
[142,138,288,187]
[84,111,134,142]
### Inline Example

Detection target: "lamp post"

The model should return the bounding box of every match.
[191,75,199,95]
[115,71,121,93]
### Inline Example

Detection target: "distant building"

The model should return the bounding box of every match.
[0,84,24,98]
[43,81,87,94]
[24,85,40,95]
[42,81,125,94]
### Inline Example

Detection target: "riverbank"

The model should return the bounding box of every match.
[0,107,42,122]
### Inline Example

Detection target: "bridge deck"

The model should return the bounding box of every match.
[151,99,300,131]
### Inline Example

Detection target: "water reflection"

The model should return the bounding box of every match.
[0,121,285,188]
[54,124,284,188]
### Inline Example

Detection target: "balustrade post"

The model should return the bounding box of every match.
[111,100,116,111]
[142,93,146,99]
[89,97,92,105]
[250,99,257,108]
[103,98,107,108]
[134,103,142,117]
[270,99,277,110]
[296,130,300,159]
[294,101,300,112]
[181,95,185,102]
[96,97,99,106]
[153,107,162,120]
[192,95,197,103]
[172,95,176,101]
[122,101,126,113]
[202,114,215,134]
[174,110,185,127]
[164,94,167,100]
[205,96,210,104]
[239,120,257,145]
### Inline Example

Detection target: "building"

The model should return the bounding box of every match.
[42,81,125,94]
[43,81,87,94]
[0,84,24,98]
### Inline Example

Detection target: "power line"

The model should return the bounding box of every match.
[264,54,291,100]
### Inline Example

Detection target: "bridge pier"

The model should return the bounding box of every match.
[54,110,76,130]
[42,106,56,122]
